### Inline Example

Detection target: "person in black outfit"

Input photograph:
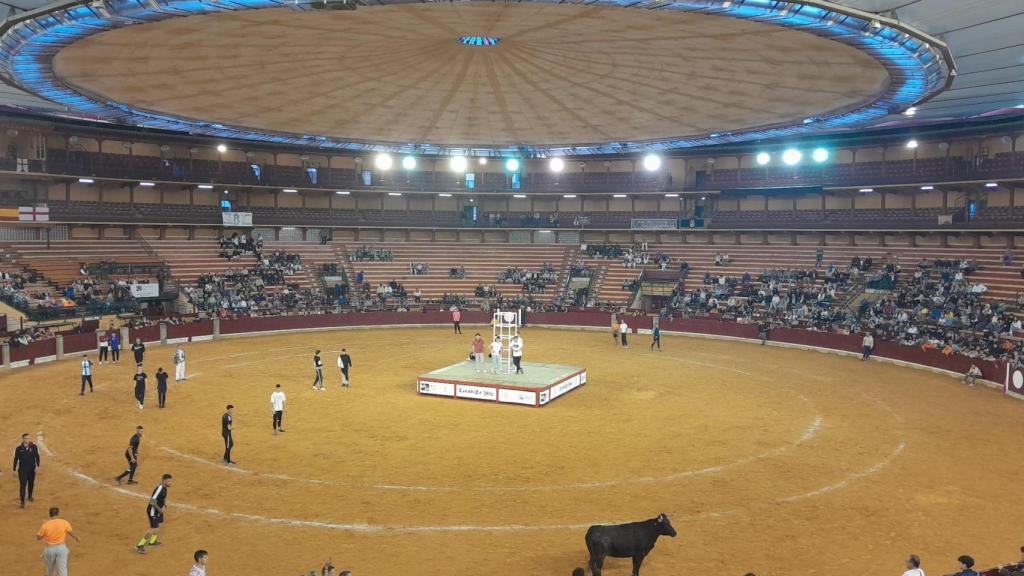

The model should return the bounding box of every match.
[338,349,353,387]
[133,367,147,410]
[136,473,172,554]
[131,338,146,367]
[115,426,144,485]
[155,368,169,409]
[311,350,324,391]
[13,433,40,509]
[222,405,235,465]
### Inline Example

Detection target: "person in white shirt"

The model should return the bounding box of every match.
[619,320,629,348]
[902,554,924,576]
[270,384,286,435]
[490,337,503,374]
[510,335,524,374]
[80,355,94,395]
[862,333,874,361]
[189,549,208,576]
[963,364,983,387]
[173,346,186,382]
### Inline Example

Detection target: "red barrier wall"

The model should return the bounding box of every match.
[0,312,1006,383]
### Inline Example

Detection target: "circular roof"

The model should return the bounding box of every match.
[52,3,889,149]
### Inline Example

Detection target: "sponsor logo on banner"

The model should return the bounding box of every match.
[129,283,160,299]
[630,218,677,230]
[418,380,455,397]
[538,390,550,405]
[222,212,253,227]
[456,384,498,401]
[498,388,537,406]
[548,374,583,400]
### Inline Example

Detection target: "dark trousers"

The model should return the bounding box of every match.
[99,348,108,362]
[453,321,462,334]
[620,333,628,347]
[512,355,522,373]
[651,337,660,350]
[116,455,138,482]
[312,368,323,389]
[135,389,145,407]
[81,375,93,394]
[862,346,872,360]
[273,410,283,431]
[134,355,144,366]
[223,433,233,462]
[17,468,35,505]
[341,367,349,385]
[111,349,120,362]
[157,386,167,408]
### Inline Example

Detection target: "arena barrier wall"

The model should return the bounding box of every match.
[0,312,1009,391]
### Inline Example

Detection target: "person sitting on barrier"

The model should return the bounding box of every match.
[947,555,980,576]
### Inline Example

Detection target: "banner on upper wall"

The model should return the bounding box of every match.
[222,212,253,227]
[630,218,677,230]
[129,283,160,299]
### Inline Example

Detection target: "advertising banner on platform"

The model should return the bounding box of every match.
[222,212,253,227]
[630,218,677,230]
[129,283,160,299]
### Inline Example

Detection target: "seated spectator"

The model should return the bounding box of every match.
[948,555,980,576]
[963,364,983,387]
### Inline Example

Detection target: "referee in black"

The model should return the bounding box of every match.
[133,367,147,410]
[13,433,40,509]
[221,405,235,465]
[338,348,353,387]
[155,368,169,409]
[311,350,324,391]
[115,426,143,485]
[131,338,146,367]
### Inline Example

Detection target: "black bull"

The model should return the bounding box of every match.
[585,513,677,576]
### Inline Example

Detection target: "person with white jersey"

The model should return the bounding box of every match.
[173,345,187,381]
[902,555,925,576]
[80,354,94,395]
[619,319,629,348]
[270,384,286,435]
[490,337,502,374]
[510,334,524,374]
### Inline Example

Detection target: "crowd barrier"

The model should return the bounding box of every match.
[0,312,1009,390]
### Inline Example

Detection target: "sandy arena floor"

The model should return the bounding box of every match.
[0,326,1021,576]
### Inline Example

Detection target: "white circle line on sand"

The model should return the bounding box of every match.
[157,414,824,492]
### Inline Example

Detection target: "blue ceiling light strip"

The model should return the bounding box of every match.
[0,0,954,156]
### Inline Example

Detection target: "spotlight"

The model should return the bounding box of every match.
[513,194,527,199]
[549,158,565,173]
[139,181,155,187]
[859,188,874,193]
[198,184,213,189]
[904,107,917,116]
[438,193,452,197]
[755,152,770,166]
[335,190,350,195]
[563,194,576,198]
[985,182,998,188]
[402,156,416,170]
[450,156,468,173]
[505,158,520,172]
[77,178,93,184]
[906,139,918,149]
[388,192,402,196]
[812,148,829,163]
[613,194,628,198]
[478,158,488,165]
[374,153,393,170]
[665,193,679,198]
[216,144,227,153]
[642,154,661,171]
[282,188,298,193]
[920,185,934,190]
[782,149,802,166]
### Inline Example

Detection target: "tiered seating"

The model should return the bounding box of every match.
[4,240,159,287]
[148,240,336,290]
[587,245,1024,305]
[345,242,572,303]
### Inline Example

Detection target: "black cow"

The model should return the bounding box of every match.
[585,513,677,576]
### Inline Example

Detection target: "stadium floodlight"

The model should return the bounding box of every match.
[198,184,213,189]
[782,149,802,165]
[78,178,93,184]
[335,190,350,195]
[812,148,829,163]
[903,107,917,116]
[665,193,679,198]
[755,152,770,166]
[920,185,934,190]
[387,192,402,196]
[282,188,297,193]
[563,194,577,198]
[985,182,998,188]
[139,181,155,187]
[450,156,468,173]
[505,158,520,172]
[513,194,527,198]
[549,158,565,173]
[642,154,661,171]
[478,157,488,165]
[906,139,918,149]
[402,156,416,170]
[859,188,874,193]
[438,193,452,197]
[613,194,628,198]
[216,144,227,153]
[375,153,393,171]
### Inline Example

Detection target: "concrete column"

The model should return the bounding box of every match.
[56,335,64,360]
[2,342,10,368]
[652,316,659,330]
[213,317,221,339]
[95,329,103,349]
[159,322,168,345]
[121,327,130,347]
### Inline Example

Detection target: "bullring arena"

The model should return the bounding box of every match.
[1,0,1024,574]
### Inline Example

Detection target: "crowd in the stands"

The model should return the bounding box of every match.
[497,264,557,293]
[350,245,393,262]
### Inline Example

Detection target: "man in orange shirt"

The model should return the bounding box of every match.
[37,506,79,576]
